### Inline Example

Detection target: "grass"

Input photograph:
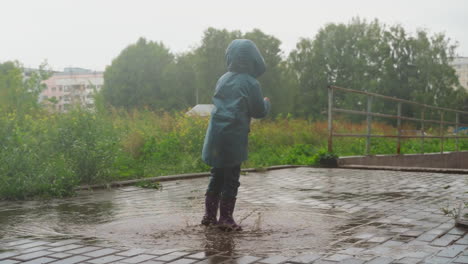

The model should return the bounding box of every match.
[1,108,467,200]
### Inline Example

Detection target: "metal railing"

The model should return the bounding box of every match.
[327,85,468,155]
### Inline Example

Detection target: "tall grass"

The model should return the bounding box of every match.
[1,109,467,200]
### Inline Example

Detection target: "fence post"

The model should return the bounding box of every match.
[397,102,402,154]
[421,109,425,154]
[366,95,373,155]
[328,86,333,153]
[456,113,459,152]
[440,111,444,154]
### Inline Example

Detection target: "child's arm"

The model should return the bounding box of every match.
[247,81,270,119]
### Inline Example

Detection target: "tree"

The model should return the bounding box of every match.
[192,28,242,104]
[0,61,50,115]
[288,18,466,119]
[101,38,174,110]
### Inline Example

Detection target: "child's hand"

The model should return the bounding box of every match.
[264,97,270,102]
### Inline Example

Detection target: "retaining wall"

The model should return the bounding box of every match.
[338,151,468,169]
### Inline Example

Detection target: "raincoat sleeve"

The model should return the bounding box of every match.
[247,80,270,119]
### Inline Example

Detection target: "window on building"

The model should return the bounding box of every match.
[43,95,48,100]
[59,86,63,91]
[64,104,70,110]
[52,87,56,92]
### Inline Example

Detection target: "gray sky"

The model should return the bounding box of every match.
[1,0,467,71]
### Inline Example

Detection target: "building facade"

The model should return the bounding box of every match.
[451,57,468,92]
[40,67,103,112]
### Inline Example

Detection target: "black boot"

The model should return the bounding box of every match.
[218,197,242,231]
[201,193,219,226]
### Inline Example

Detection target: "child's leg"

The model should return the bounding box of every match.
[201,167,224,226]
[206,167,224,196]
[218,165,242,231]
[220,165,241,199]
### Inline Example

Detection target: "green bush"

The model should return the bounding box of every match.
[1,108,468,200]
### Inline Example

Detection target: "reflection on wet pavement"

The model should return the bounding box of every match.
[0,167,467,257]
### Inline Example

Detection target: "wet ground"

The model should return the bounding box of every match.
[1,167,468,262]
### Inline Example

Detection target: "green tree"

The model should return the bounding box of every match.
[0,61,50,115]
[101,38,174,110]
[192,28,242,104]
[288,18,466,119]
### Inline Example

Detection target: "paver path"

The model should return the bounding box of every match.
[1,168,467,263]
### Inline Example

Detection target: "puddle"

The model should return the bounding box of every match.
[1,168,466,256]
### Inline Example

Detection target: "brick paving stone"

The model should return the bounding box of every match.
[380,240,405,247]
[21,246,52,254]
[120,254,158,263]
[426,229,448,236]
[16,241,50,249]
[323,254,352,262]
[21,257,56,264]
[46,240,81,247]
[453,255,468,263]
[258,255,290,264]
[147,249,179,256]
[49,244,84,252]
[12,250,52,261]
[401,230,425,237]
[338,258,365,264]
[448,227,467,236]
[0,260,20,264]
[154,252,189,262]
[287,254,320,263]
[84,248,120,258]
[50,255,90,264]
[313,260,339,264]
[416,234,439,242]
[364,256,393,264]
[48,252,72,259]
[431,234,461,247]
[65,246,101,254]
[87,254,125,264]
[185,252,216,260]
[392,257,421,264]
[367,237,391,243]
[455,235,468,245]
[225,256,261,264]
[167,258,198,264]
[138,261,165,264]
[117,248,148,257]
[421,256,452,264]
[5,239,34,247]
[195,255,232,264]
[436,245,467,257]
[0,252,20,260]
[354,234,375,240]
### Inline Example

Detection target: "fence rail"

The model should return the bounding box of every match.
[327,85,468,155]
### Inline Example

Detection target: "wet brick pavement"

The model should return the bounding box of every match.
[1,167,468,263]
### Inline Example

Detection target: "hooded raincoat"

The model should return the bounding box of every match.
[202,39,270,168]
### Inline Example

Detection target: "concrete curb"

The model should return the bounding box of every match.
[75,165,302,191]
[339,164,468,174]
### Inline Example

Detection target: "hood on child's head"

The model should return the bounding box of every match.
[225,39,266,78]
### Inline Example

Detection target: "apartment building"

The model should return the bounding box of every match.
[451,57,468,92]
[40,67,103,112]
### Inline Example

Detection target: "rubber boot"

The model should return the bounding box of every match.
[218,197,242,231]
[201,193,219,226]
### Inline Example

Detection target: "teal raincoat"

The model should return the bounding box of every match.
[202,39,271,168]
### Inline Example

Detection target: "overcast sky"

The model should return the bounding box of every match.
[1,0,467,71]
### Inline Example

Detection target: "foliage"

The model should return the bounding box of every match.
[135,180,162,190]
[101,38,175,110]
[288,18,467,119]
[0,61,51,115]
[316,150,339,167]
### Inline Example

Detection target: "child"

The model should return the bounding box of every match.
[201,39,270,231]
